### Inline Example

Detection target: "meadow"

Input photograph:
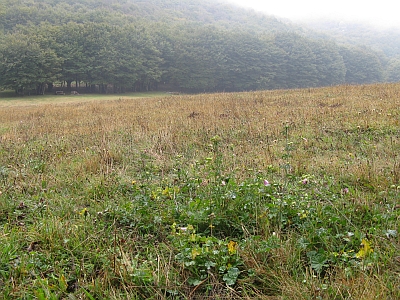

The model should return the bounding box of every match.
[0,84,399,299]
[0,91,165,107]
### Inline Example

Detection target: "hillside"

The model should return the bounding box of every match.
[0,0,398,94]
[0,0,293,33]
[301,19,400,57]
[0,0,298,50]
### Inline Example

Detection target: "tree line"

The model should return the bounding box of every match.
[0,0,392,94]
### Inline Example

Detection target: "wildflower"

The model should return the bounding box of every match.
[299,210,307,219]
[171,222,177,234]
[162,187,171,198]
[131,180,136,185]
[187,224,195,231]
[79,208,88,217]
[301,178,309,184]
[263,180,270,186]
[356,238,373,259]
[227,241,238,255]
[191,247,201,259]
[342,188,349,194]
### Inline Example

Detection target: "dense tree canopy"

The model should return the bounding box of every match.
[339,46,384,85]
[0,31,61,94]
[0,0,392,94]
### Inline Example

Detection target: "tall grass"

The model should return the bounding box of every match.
[0,84,399,299]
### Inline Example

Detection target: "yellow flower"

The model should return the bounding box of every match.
[228,240,237,255]
[151,191,158,200]
[162,187,170,196]
[356,238,373,259]
[191,247,201,259]
[79,208,88,217]
[190,233,196,242]
[162,187,173,199]
[171,222,177,234]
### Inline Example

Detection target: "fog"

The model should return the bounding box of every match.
[226,0,400,29]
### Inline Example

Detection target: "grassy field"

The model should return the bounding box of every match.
[0,91,167,107]
[0,84,399,299]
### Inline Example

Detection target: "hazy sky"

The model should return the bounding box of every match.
[226,0,400,29]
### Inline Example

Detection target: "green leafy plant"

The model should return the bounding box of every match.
[171,224,242,287]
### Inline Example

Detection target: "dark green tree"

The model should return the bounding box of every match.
[385,57,400,82]
[166,24,228,92]
[340,45,384,84]
[0,31,61,95]
[129,24,163,92]
[274,33,319,89]
[310,40,346,86]
[0,0,395,94]
[52,23,91,92]
[221,31,278,91]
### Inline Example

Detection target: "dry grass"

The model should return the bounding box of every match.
[0,83,399,299]
[1,84,399,185]
[0,91,165,108]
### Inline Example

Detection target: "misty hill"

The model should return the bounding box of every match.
[1,0,399,94]
[301,19,400,58]
[0,0,293,33]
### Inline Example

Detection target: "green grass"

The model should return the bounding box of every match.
[0,84,399,299]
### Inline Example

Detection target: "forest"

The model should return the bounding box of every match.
[0,0,399,94]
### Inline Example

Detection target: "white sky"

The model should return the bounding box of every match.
[226,0,400,29]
